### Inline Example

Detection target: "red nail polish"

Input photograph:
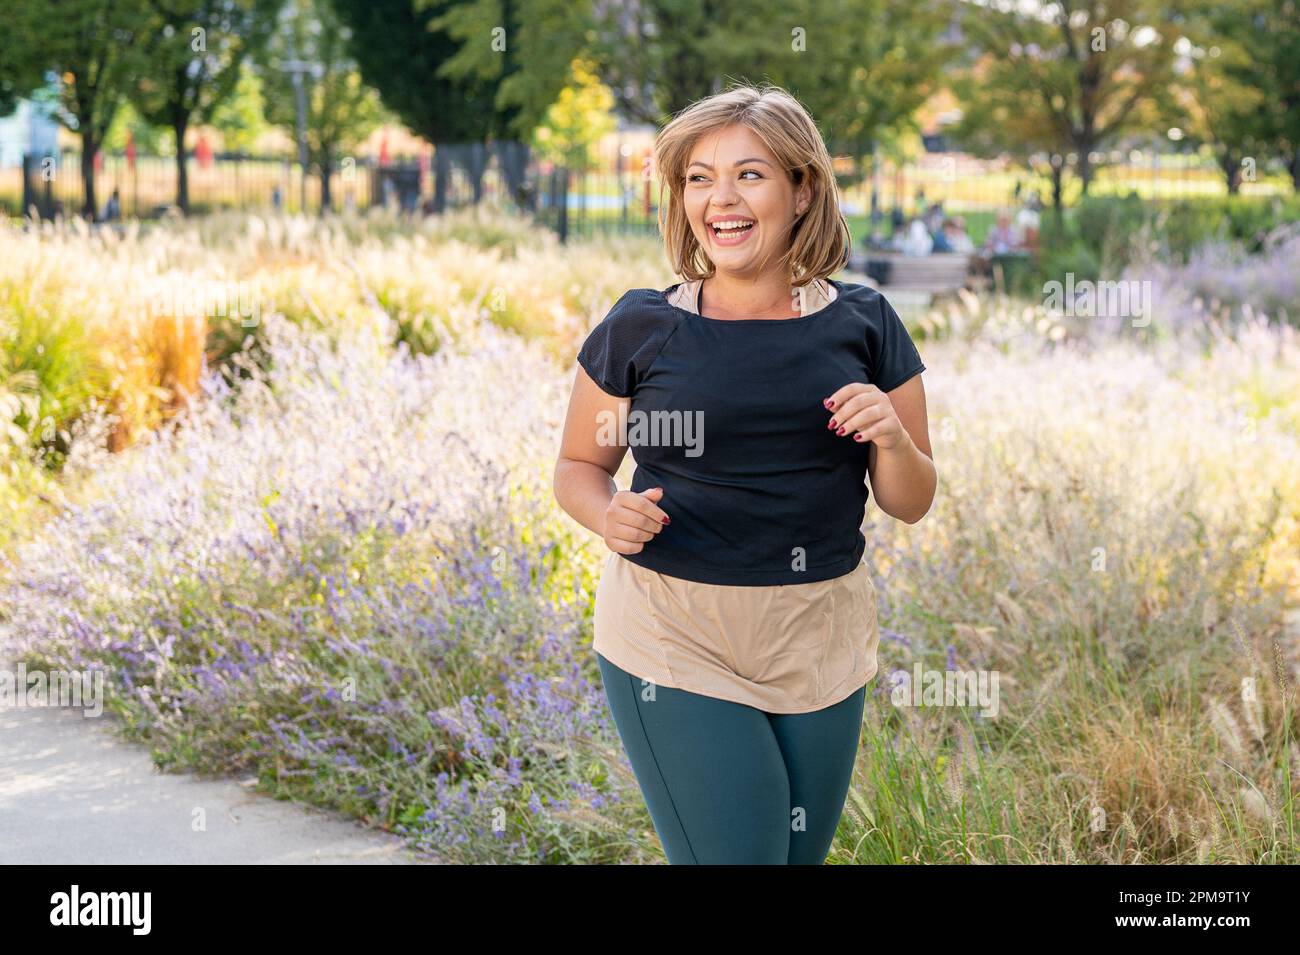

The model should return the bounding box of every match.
[823,399,834,409]
[836,426,846,435]
[828,419,837,429]
[661,516,670,524]
[854,433,865,441]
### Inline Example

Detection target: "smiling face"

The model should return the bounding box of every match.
[682,123,811,280]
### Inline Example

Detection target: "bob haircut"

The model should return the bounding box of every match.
[653,83,851,289]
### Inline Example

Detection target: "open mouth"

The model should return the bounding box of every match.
[710,220,755,237]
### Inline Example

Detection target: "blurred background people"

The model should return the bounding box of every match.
[942,216,975,253]
[901,215,934,256]
[982,211,1021,255]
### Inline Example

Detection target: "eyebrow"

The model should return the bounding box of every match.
[687,158,774,170]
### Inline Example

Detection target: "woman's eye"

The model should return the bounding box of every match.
[687,170,761,183]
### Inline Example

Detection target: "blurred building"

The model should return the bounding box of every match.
[0,88,60,168]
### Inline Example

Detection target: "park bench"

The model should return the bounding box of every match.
[845,250,976,308]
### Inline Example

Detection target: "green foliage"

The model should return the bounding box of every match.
[0,0,154,215]
[1187,0,1300,191]
[951,0,1185,212]
[131,0,282,131]
[1156,195,1300,259]
[327,0,492,143]
[209,60,271,152]
[103,100,171,155]
[129,0,284,211]
[260,0,384,176]
[585,0,953,145]
[1177,3,1271,192]
[423,0,593,143]
[788,0,958,159]
[0,281,110,470]
[1034,193,1300,283]
[531,58,617,172]
[1072,194,1149,265]
[0,4,45,115]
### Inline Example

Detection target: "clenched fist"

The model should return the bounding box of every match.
[603,486,670,555]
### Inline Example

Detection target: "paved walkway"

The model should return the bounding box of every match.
[0,652,425,864]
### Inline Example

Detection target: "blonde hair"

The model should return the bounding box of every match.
[653,83,851,288]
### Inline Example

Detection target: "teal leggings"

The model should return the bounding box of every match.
[596,651,867,864]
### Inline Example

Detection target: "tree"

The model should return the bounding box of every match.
[583,0,955,228]
[327,0,579,210]
[1191,0,1300,191]
[951,58,1075,219]
[748,0,957,215]
[1176,8,1269,194]
[104,99,172,154]
[209,59,271,152]
[587,0,730,126]
[784,0,956,163]
[531,57,617,172]
[589,0,951,147]
[131,0,283,213]
[328,0,494,144]
[419,0,590,141]
[953,0,1183,208]
[260,0,383,211]
[0,0,150,218]
[0,8,45,117]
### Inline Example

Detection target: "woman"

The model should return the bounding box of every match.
[553,84,935,864]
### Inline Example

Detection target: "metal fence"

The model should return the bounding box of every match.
[849,150,1290,214]
[2,140,1289,238]
[3,142,543,220]
[6,150,372,218]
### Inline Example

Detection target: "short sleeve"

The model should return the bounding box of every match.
[868,294,926,392]
[576,291,677,398]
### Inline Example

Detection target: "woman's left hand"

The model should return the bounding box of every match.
[822,383,910,450]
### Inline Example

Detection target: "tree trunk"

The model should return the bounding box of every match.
[80,138,98,220]
[469,139,487,204]
[1050,156,1064,225]
[320,155,333,213]
[434,144,448,214]
[174,113,190,214]
[1076,138,1093,197]
[1220,151,1241,194]
[495,139,532,210]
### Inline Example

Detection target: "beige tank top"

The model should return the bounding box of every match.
[591,277,882,713]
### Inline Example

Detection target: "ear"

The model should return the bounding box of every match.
[794,179,813,218]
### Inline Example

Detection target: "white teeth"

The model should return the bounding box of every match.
[711,220,754,233]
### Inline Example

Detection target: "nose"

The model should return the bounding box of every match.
[708,177,741,207]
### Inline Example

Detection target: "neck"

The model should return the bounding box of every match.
[701,273,799,318]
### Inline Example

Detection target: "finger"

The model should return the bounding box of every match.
[626,489,670,526]
[616,507,663,536]
[822,382,873,414]
[828,391,886,435]
[836,402,891,437]
[851,420,893,443]
[611,518,657,542]
[607,537,644,555]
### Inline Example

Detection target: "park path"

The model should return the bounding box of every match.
[0,644,425,864]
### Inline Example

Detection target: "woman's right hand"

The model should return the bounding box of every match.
[602,486,670,554]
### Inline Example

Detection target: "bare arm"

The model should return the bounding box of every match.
[865,375,935,523]
[826,373,935,525]
[553,364,669,552]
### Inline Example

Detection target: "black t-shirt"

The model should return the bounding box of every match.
[576,278,925,585]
